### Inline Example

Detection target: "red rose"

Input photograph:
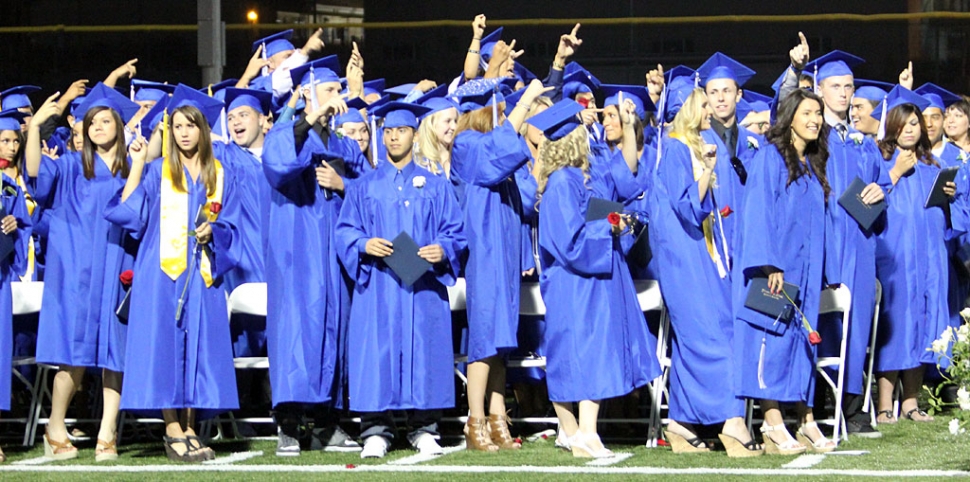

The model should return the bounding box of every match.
[607,212,621,226]
[0,159,10,170]
[119,270,134,287]
[209,202,223,215]
[720,205,733,218]
[808,331,822,345]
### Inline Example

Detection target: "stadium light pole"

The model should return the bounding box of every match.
[198,0,225,86]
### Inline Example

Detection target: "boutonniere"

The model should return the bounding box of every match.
[746,136,759,150]
[958,151,968,164]
[412,176,426,189]
[336,127,346,139]
[848,132,864,145]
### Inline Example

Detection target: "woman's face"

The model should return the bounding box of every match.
[698,98,712,131]
[172,111,201,153]
[524,105,548,147]
[87,109,118,148]
[602,105,621,143]
[945,106,969,140]
[896,112,922,150]
[433,108,459,147]
[340,121,370,153]
[0,130,20,161]
[791,98,823,143]
[71,122,84,152]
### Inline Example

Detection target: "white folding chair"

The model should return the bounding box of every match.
[449,278,470,385]
[634,280,671,448]
[815,283,852,444]
[10,281,44,446]
[862,279,882,426]
[509,282,548,371]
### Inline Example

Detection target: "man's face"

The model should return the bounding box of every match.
[819,75,855,117]
[704,78,741,124]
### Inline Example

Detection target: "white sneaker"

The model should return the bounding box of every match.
[360,435,389,459]
[411,432,444,456]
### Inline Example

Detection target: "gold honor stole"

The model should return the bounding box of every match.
[159,159,224,287]
[16,175,35,282]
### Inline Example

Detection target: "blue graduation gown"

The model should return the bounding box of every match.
[261,119,369,407]
[335,161,466,411]
[652,138,744,424]
[104,160,241,418]
[818,129,890,395]
[874,155,952,372]
[450,123,531,363]
[625,145,661,281]
[0,175,32,410]
[733,145,825,404]
[34,153,134,372]
[538,166,660,403]
[700,127,762,259]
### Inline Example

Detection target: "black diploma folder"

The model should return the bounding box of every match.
[0,205,14,262]
[837,176,886,231]
[744,277,800,323]
[586,197,624,223]
[925,166,959,209]
[384,231,432,287]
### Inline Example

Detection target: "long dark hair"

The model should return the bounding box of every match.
[877,103,936,166]
[167,105,218,195]
[81,106,129,180]
[767,89,831,200]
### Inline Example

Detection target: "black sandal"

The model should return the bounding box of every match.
[876,410,897,424]
[903,408,933,422]
[163,436,204,463]
[186,435,216,461]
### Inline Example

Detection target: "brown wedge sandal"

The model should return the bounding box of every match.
[464,416,499,452]
[43,432,79,461]
[487,413,522,450]
[95,438,119,462]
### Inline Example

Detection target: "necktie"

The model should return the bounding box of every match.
[835,123,847,142]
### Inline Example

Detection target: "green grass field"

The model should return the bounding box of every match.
[1,416,969,481]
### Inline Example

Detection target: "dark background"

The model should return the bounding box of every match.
[1,0,968,101]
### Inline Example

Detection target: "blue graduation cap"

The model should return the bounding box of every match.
[453,77,506,113]
[0,109,29,132]
[514,63,537,85]
[167,84,225,128]
[601,85,655,120]
[562,70,598,101]
[372,101,432,130]
[69,95,87,119]
[663,65,697,85]
[664,76,698,123]
[385,83,418,98]
[503,88,527,117]
[742,90,773,105]
[199,79,239,101]
[915,82,962,112]
[872,85,931,122]
[525,99,585,141]
[564,62,602,88]
[697,52,756,87]
[290,55,342,88]
[224,88,273,115]
[422,97,459,117]
[140,100,167,138]
[479,27,504,63]
[74,83,141,123]
[804,50,864,83]
[132,80,175,103]
[852,78,893,102]
[415,84,449,105]
[1,85,41,110]
[363,79,386,98]
[334,97,369,126]
[252,30,295,59]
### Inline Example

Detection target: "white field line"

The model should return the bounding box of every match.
[10,456,53,465]
[586,452,634,466]
[782,454,826,469]
[388,445,465,465]
[2,465,969,477]
[203,450,264,465]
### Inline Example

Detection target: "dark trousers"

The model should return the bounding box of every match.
[360,409,441,444]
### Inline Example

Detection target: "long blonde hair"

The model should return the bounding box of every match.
[669,88,708,161]
[415,108,454,176]
[535,124,590,209]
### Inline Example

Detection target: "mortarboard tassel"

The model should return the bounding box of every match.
[310,67,319,112]
[655,84,667,169]
[370,113,378,166]
[693,72,700,89]
[207,84,213,98]
[130,81,136,102]
[161,108,170,163]
[877,94,888,141]
[261,42,269,78]
[813,64,820,96]
[491,89,498,129]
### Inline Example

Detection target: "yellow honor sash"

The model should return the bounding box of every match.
[159,159,224,287]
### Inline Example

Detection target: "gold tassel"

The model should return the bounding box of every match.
[161,108,169,163]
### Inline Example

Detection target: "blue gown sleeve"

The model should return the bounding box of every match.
[2,178,32,277]
[430,182,467,286]
[32,154,62,207]
[862,137,893,190]
[209,170,243,280]
[659,140,714,227]
[539,170,615,276]
[103,160,161,240]
[739,148,784,274]
[262,120,312,188]
[451,124,531,187]
[334,180,374,287]
[609,147,643,202]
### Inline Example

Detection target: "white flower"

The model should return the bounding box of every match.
[959,151,968,163]
[950,418,962,435]
[746,136,759,150]
[849,132,865,145]
[412,176,426,189]
[958,387,970,411]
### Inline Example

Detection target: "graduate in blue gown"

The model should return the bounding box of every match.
[335,102,467,458]
[25,85,140,462]
[651,88,759,456]
[871,89,956,424]
[104,86,241,462]
[450,76,550,452]
[531,100,659,458]
[0,109,33,464]
[733,89,836,455]
[261,56,369,456]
